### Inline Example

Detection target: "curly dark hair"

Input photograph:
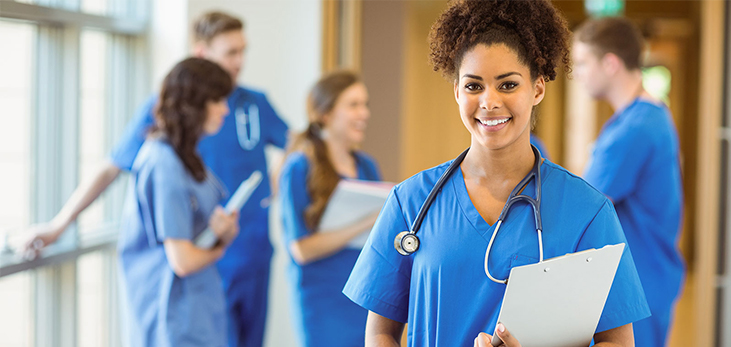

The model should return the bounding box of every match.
[429,0,571,82]
[154,57,233,181]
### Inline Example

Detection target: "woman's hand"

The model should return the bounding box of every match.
[208,206,239,246]
[474,324,521,347]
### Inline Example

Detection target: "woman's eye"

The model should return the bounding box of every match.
[465,83,482,91]
[500,82,518,90]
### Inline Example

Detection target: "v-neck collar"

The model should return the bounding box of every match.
[451,161,551,241]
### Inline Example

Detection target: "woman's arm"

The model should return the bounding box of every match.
[365,311,404,347]
[288,212,378,265]
[593,323,634,346]
[163,239,224,277]
[164,206,239,277]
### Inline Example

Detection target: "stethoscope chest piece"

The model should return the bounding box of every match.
[395,231,420,256]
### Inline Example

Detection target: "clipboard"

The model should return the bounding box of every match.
[491,243,625,347]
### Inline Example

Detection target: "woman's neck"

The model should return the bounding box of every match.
[462,139,535,183]
[324,136,357,178]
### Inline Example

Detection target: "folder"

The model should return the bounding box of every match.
[318,179,394,249]
[491,243,626,347]
[194,171,262,249]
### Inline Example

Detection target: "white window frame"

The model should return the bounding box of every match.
[0,1,149,346]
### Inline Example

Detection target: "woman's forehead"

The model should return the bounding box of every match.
[459,44,529,78]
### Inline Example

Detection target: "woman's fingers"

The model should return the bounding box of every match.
[495,323,521,347]
[474,332,495,347]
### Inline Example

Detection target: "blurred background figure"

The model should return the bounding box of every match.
[573,16,685,347]
[22,11,288,347]
[278,71,381,346]
[1,1,729,346]
[118,57,239,347]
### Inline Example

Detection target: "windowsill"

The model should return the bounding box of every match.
[0,229,117,278]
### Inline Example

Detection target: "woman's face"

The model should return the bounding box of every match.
[323,82,370,147]
[454,44,545,152]
[203,98,230,135]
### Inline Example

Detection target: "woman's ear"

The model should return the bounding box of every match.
[533,76,546,106]
[454,80,461,104]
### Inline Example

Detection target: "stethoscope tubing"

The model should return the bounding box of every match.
[396,145,544,285]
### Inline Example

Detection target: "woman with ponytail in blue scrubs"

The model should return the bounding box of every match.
[279,71,381,346]
[118,58,239,347]
[343,1,650,346]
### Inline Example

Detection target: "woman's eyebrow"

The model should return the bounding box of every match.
[495,71,521,79]
[461,74,483,81]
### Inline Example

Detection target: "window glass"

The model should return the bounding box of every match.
[0,20,35,347]
[77,29,109,235]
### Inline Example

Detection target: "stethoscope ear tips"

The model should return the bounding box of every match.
[394,231,420,256]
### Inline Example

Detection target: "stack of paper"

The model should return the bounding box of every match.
[318,179,395,249]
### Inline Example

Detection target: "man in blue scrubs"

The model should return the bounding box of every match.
[573,17,685,347]
[27,11,288,347]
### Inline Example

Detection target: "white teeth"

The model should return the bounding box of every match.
[478,118,509,126]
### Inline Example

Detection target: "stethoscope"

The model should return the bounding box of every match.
[394,145,544,284]
[235,103,260,150]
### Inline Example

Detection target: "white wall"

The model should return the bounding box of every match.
[185,1,322,346]
[149,0,189,91]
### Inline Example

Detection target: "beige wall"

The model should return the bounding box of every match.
[360,0,406,182]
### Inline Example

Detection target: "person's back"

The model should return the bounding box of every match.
[573,16,685,347]
[118,57,237,347]
[119,138,227,347]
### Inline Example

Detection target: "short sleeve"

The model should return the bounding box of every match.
[137,160,194,245]
[278,154,313,244]
[577,201,651,332]
[583,124,650,202]
[259,94,288,149]
[110,96,157,171]
[343,188,413,323]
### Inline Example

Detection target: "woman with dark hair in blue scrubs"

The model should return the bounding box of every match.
[118,57,239,347]
[278,71,381,346]
[343,1,650,346]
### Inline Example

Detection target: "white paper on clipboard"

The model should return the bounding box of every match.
[491,243,626,347]
[318,179,394,249]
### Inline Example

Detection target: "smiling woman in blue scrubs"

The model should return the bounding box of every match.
[117,58,239,347]
[343,1,650,346]
[278,71,381,346]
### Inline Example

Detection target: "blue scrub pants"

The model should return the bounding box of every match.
[224,265,271,347]
[633,307,672,347]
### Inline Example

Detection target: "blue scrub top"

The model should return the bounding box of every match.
[344,157,650,346]
[110,86,289,278]
[117,138,228,347]
[279,151,381,347]
[584,100,684,321]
